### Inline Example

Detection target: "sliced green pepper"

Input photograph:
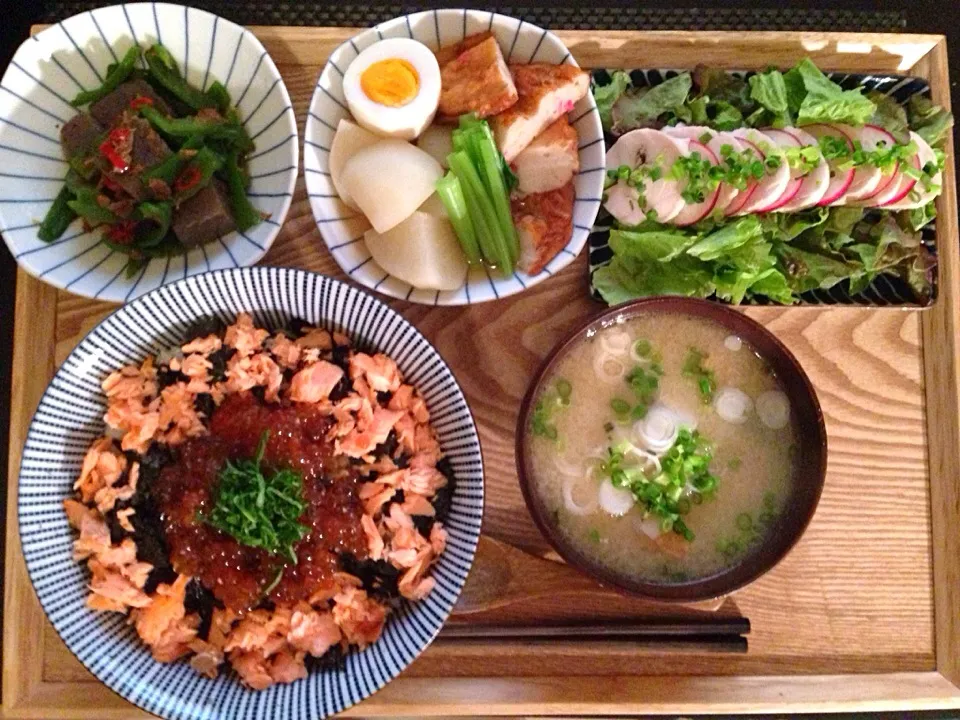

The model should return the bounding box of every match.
[38,186,78,242]
[140,105,248,145]
[205,81,232,114]
[144,44,214,111]
[222,152,261,232]
[142,135,205,185]
[71,46,140,107]
[67,186,117,226]
[136,201,173,248]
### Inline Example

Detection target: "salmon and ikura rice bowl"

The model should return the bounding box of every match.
[63,312,454,690]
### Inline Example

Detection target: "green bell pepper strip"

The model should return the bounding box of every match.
[144,45,214,111]
[38,186,77,242]
[142,135,205,185]
[205,81,232,114]
[71,46,140,107]
[67,187,117,226]
[140,105,249,146]
[136,201,173,248]
[222,152,261,231]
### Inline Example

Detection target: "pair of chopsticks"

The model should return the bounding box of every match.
[437,618,750,653]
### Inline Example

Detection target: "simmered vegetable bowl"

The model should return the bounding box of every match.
[41,44,262,277]
[591,59,954,305]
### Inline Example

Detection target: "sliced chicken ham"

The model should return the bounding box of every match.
[779,126,830,211]
[729,128,791,214]
[801,123,856,205]
[663,125,739,215]
[604,128,689,225]
[671,140,721,226]
[884,130,942,209]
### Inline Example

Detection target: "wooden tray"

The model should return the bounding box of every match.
[4,27,960,717]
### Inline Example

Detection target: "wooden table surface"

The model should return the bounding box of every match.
[4,24,960,719]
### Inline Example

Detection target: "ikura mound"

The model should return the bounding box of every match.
[517,298,826,601]
[63,313,454,690]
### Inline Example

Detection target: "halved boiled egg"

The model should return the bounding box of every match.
[343,38,441,140]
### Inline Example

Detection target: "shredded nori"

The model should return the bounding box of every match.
[207,346,235,383]
[376,391,392,405]
[373,430,398,459]
[183,577,219,641]
[412,514,435,539]
[328,374,351,402]
[194,392,215,423]
[156,366,187,389]
[330,343,351,372]
[338,552,400,602]
[283,317,310,338]
[305,643,345,672]
[251,385,267,404]
[432,457,457,523]
[127,443,178,594]
[182,315,226,341]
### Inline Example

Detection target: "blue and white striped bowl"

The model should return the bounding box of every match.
[18,267,484,720]
[0,3,298,302]
[304,9,604,305]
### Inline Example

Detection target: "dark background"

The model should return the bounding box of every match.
[0,0,958,713]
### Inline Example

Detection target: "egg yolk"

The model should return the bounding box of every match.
[360,58,420,107]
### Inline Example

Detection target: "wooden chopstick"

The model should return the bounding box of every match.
[440,618,750,639]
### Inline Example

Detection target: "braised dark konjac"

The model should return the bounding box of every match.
[42,44,262,276]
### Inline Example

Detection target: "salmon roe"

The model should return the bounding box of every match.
[154,392,368,612]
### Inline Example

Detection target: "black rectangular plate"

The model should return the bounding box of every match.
[588,69,938,307]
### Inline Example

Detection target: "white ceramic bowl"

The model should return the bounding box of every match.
[0,3,298,302]
[304,9,604,305]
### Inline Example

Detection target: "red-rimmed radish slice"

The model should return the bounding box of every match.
[841,124,895,202]
[671,140,721,226]
[756,129,805,212]
[884,130,942,209]
[663,125,738,215]
[802,123,855,205]
[853,154,916,208]
[604,128,689,224]
[779,126,830,211]
[714,131,758,217]
[730,128,790,214]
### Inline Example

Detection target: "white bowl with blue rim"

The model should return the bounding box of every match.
[304,9,604,305]
[0,3,298,303]
[18,266,484,720]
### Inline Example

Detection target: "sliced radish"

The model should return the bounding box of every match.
[715,132,758,217]
[780,126,830,211]
[605,128,689,224]
[663,125,739,215]
[671,140,721,226]
[756,129,805,212]
[730,128,791,214]
[840,124,894,203]
[802,123,856,205]
[884,130,942,209]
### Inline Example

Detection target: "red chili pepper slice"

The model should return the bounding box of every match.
[173,165,203,194]
[106,220,137,245]
[129,95,155,111]
[99,127,132,173]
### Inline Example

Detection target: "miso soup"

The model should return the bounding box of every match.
[527,312,800,584]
